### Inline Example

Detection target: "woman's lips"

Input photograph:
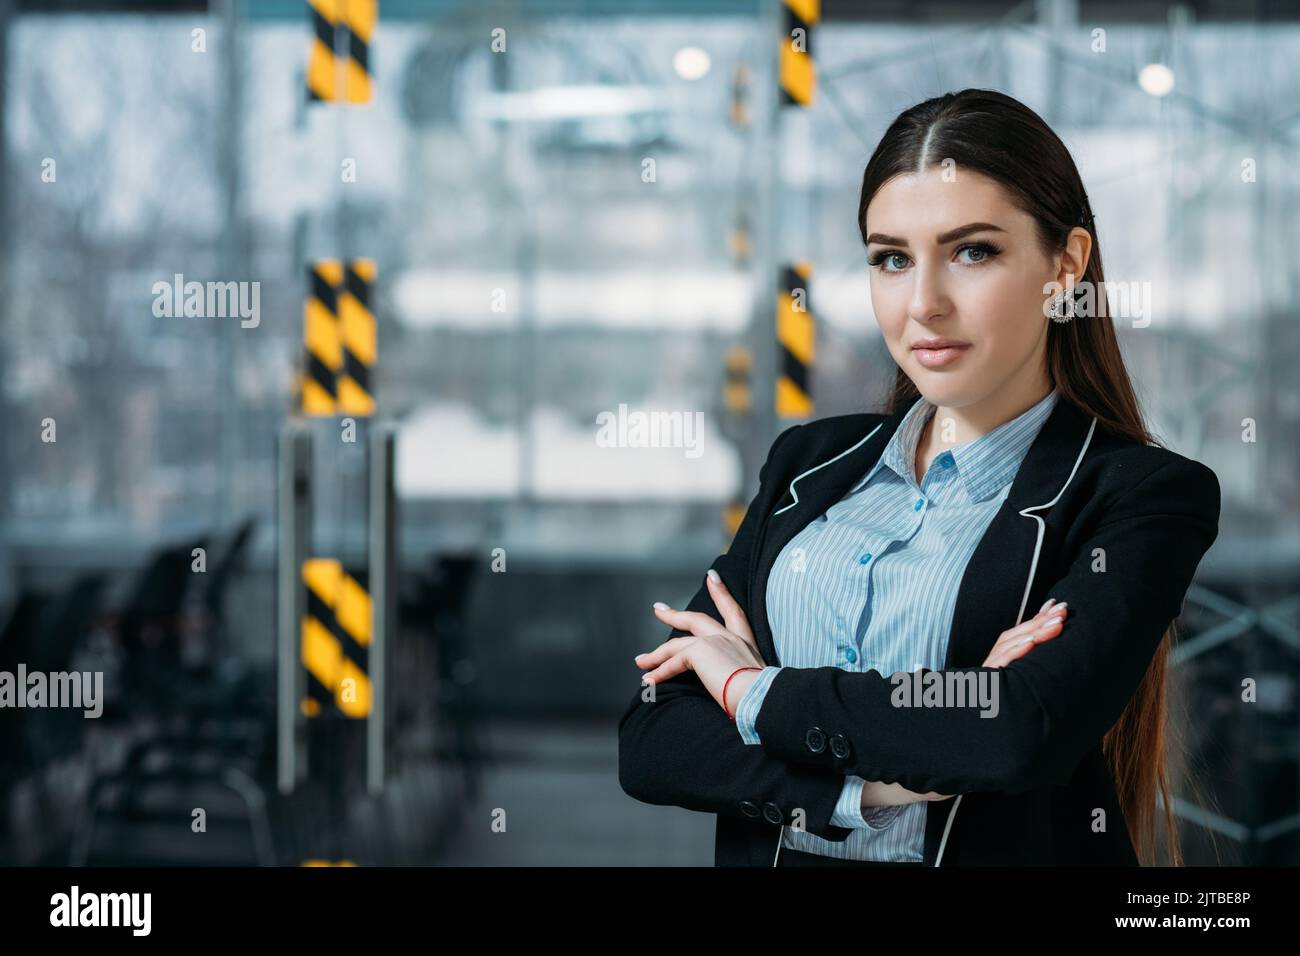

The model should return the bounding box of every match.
[912,344,970,369]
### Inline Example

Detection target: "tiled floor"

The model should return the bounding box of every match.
[435,718,714,866]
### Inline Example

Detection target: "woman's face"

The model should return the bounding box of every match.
[863,167,1063,410]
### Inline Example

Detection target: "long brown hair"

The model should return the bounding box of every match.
[857,88,1201,865]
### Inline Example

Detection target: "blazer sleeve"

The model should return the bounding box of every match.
[617,423,858,843]
[749,455,1222,796]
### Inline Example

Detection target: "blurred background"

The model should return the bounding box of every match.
[0,0,1296,866]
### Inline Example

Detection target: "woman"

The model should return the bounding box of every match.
[618,89,1221,867]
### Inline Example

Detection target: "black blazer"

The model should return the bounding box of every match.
[618,394,1221,866]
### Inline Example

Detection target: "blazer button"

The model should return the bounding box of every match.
[805,726,827,753]
[829,734,851,759]
[739,800,761,819]
[762,802,784,825]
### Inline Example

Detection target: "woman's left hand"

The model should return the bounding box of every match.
[638,570,767,716]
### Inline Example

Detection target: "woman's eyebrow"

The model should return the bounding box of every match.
[864,222,1007,247]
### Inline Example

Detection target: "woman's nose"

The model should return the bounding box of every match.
[907,263,951,323]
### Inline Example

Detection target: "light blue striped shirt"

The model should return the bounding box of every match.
[735,387,1059,860]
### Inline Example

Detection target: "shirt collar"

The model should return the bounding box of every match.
[862,387,1059,503]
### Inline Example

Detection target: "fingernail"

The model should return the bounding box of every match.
[653,602,669,610]
[1050,602,1068,616]
[706,569,720,584]
[1017,637,1033,647]
[1038,598,1055,613]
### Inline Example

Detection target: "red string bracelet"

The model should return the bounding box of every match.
[723,666,763,721]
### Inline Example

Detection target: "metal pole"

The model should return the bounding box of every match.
[0,0,12,535]
[1039,0,1078,120]
[278,425,312,793]
[366,422,396,795]
[218,0,245,527]
[754,0,783,475]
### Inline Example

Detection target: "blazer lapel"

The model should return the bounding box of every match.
[748,406,907,666]
[747,395,1097,671]
[945,397,1096,667]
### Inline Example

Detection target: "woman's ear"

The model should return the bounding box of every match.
[1054,226,1093,288]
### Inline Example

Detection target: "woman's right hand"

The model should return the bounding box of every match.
[861,780,955,806]
[981,598,1068,668]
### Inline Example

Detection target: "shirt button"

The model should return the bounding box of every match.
[914,497,925,511]
[844,647,857,663]
[940,453,954,468]
[858,552,872,564]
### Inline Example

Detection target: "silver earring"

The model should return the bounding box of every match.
[1048,289,1074,323]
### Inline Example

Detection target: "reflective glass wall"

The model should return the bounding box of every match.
[0,0,1296,867]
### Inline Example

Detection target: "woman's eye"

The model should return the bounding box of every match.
[956,242,1000,265]
[870,252,910,272]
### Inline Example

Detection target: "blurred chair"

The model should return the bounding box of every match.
[113,535,209,720]
[0,575,107,863]
[413,552,485,798]
[70,522,278,865]
[200,517,255,651]
[0,590,52,862]
[69,724,273,866]
[20,574,107,764]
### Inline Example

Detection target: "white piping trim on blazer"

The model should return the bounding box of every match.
[931,414,1099,867]
[773,423,885,517]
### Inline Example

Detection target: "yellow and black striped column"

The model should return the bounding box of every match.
[301,558,373,719]
[723,345,753,537]
[306,0,375,104]
[728,209,752,268]
[776,5,816,417]
[306,0,342,103]
[776,262,814,418]
[724,345,753,414]
[303,260,342,415]
[779,0,819,108]
[342,0,375,104]
[302,259,376,417]
[729,63,752,130]
[337,259,377,415]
